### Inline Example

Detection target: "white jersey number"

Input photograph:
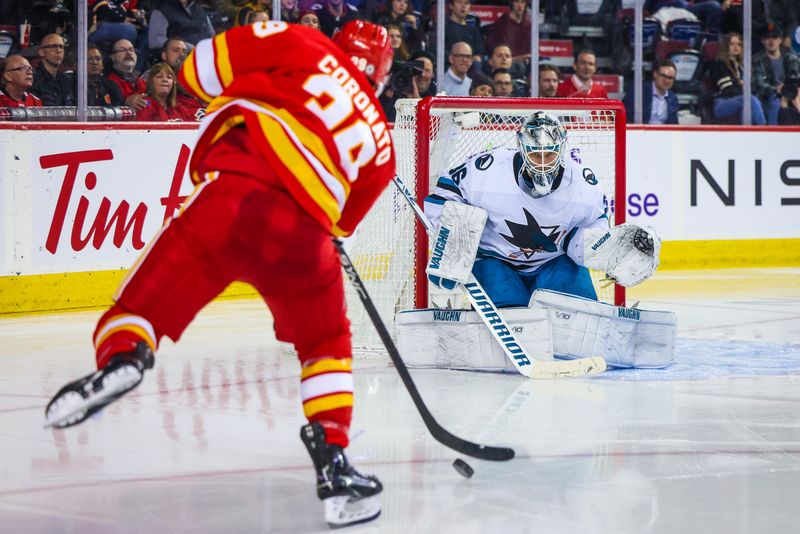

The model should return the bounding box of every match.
[302,74,375,183]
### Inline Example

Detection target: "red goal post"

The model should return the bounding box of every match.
[345,96,627,352]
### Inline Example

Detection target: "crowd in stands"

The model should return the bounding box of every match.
[0,0,799,124]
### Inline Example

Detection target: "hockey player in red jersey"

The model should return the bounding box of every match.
[45,20,395,529]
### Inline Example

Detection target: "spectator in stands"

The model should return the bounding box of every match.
[87,44,124,107]
[720,0,769,41]
[469,72,494,96]
[108,39,148,112]
[778,77,800,125]
[298,9,321,29]
[556,48,608,98]
[482,44,526,81]
[386,23,411,61]
[280,0,300,22]
[88,0,140,48]
[768,0,800,50]
[0,55,43,108]
[623,59,679,124]
[410,49,436,97]
[538,63,560,97]
[492,68,514,97]
[142,37,206,119]
[485,0,531,62]
[232,0,271,26]
[315,0,361,38]
[142,37,187,80]
[149,0,215,52]
[710,32,767,124]
[444,0,484,67]
[753,23,800,125]
[373,0,423,52]
[379,61,422,122]
[246,9,270,23]
[646,0,725,37]
[32,33,75,107]
[443,41,473,96]
[136,62,193,121]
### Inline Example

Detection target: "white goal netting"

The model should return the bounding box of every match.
[345,97,626,353]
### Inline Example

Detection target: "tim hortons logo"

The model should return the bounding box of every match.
[40,145,191,254]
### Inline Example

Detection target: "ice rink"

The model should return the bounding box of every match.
[1,267,799,533]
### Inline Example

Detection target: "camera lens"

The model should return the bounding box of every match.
[392,73,412,93]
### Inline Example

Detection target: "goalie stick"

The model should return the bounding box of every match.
[392,175,607,379]
[334,238,515,462]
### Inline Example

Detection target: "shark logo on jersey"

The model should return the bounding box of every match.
[500,208,561,259]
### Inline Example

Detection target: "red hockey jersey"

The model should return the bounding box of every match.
[178,21,395,236]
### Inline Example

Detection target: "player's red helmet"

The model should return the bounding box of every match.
[332,20,393,95]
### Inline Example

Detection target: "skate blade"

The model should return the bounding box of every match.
[44,366,143,429]
[324,494,381,529]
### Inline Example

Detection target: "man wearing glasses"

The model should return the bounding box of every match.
[0,55,43,108]
[32,33,75,107]
[444,41,474,96]
[623,59,679,125]
[107,39,147,111]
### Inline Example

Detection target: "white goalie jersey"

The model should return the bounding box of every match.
[424,148,609,273]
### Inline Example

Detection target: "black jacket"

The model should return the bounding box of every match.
[156,0,215,45]
[710,59,743,98]
[88,75,125,107]
[31,63,75,106]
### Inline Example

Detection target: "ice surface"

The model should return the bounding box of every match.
[1,268,798,533]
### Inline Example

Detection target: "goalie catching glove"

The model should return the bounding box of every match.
[572,223,661,287]
[426,201,488,290]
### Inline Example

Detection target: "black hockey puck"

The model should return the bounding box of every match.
[452,458,474,478]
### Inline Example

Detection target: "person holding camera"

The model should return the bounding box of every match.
[379,58,425,121]
[753,23,800,125]
[778,80,800,125]
[410,50,437,97]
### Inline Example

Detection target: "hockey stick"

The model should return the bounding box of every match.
[334,238,515,462]
[392,175,606,379]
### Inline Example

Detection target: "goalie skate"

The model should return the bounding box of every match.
[44,342,154,429]
[300,422,382,529]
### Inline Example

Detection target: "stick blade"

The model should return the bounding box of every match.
[529,356,607,379]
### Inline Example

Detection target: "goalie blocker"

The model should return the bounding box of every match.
[396,290,676,370]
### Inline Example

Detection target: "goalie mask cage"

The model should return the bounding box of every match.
[345,97,626,352]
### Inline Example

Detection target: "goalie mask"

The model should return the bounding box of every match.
[516,111,567,197]
[332,20,393,96]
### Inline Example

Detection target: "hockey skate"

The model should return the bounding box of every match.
[44,342,155,429]
[300,422,382,529]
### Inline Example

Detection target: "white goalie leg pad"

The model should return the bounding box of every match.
[529,289,677,368]
[396,307,553,372]
[426,201,488,284]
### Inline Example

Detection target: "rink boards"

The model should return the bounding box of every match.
[1,123,799,314]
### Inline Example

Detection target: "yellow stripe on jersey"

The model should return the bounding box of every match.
[213,34,234,88]
[273,107,351,197]
[205,96,350,196]
[302,393,353,418]
[301,358,352,380]
[256,113,342,224]
[209,114,246,145]
[181,51,213,103]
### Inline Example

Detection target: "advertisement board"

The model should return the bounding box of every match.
[1,123,798,313]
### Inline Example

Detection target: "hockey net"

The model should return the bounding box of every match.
[345,97,626,353]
